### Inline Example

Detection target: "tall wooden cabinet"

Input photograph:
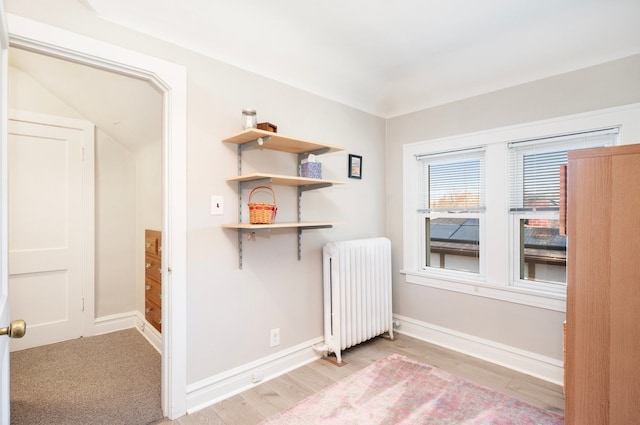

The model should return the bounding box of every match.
[145,229,162,332]
[565,144,640,424]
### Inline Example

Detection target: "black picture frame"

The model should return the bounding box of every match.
[348,154,362,179]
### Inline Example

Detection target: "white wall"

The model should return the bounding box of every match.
[8,66,82,119]
[386,54,640,365]
[95,129,137,317]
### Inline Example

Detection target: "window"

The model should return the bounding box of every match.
[508,128,619,291]
[417,148,485,276]
[402,106,640,311]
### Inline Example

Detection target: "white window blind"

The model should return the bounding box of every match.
[417,147,486,213]
[508,128,618,212]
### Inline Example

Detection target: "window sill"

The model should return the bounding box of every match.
[401,270,566,312]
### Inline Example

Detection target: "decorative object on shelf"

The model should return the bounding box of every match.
[248,185,278,224]
[300,153,322,179]
[349,154,362,179]
[257,122,278,133]
[241,109,257,129]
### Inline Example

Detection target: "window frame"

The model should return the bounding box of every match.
[416,148,486,279]
[420,211,485,278]
[402,104,639,313]
[509,212,567,294]
[507,128,618,292]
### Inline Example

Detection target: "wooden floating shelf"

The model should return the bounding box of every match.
[222,128,343,268]
[226,173,344,187]
[223,129,343,155]
[222,222,336,230]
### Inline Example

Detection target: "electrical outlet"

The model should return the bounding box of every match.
[251,371,263,383]
[270,328,280,347]
[210,195,223,215]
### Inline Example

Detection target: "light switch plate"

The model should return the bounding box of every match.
[210,195,224,215]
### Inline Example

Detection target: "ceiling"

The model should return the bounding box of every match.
[9,47,163,152]
[82,0,640,118]
[6,0,640,152]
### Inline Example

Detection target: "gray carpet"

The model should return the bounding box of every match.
[10,328,163,425]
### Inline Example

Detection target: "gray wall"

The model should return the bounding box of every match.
[5,1,388,385]
[386,54,640,360]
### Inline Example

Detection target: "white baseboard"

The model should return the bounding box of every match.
[92,311,162,353]
[134,313,162,352]
[92,311,138,334]
[186,337,324,414]
[393,314,563,386]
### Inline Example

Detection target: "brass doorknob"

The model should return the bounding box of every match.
[0,319,27,338]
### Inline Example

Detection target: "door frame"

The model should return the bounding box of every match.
[5,14,188,419]
[0,2,10,423]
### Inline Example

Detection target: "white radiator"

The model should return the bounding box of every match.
[321,237,394,364]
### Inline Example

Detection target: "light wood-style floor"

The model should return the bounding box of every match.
[155,333,564,425]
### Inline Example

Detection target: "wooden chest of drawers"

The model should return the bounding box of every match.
[145,229,162,332]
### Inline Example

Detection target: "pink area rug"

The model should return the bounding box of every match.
[260,353,564,425]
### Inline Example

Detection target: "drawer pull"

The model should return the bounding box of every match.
[145,263,151,268]
[145,285,151,291]
[145,307,151,313]
[146,242,151,248]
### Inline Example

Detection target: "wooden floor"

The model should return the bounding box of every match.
[155,333,565,424]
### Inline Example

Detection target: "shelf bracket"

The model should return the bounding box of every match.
[237,228,273,234]
[237,178,243,269]
[238,177,273,190]
[297,225,333,260]
[239,135,272,151]
[238,230,243,269]
[237,228,276,269]
[297,147,331,163]
[235,137,270,269]
[299,182,333,192]
[297,188,302,259]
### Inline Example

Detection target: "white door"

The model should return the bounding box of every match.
[0,3,14,424]
[7,114,89,352]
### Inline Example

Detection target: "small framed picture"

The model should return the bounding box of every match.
[348,154,362,179]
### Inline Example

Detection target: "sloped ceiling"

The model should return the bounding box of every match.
[8,47,162,153]
[82,0,640,117]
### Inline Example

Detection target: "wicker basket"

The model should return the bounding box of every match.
[248,186,277,224]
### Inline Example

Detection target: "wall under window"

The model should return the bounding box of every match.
[386,54,640,371]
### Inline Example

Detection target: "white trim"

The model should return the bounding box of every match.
[93,311,137,333]
[403,102,640,311]
[136,314,163,353]
[393,314,564,386]
[7,14,188,419]
[186,337,324,414]
[91,311,161,352]
[0,2,10,421]
[403,271,566,312]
